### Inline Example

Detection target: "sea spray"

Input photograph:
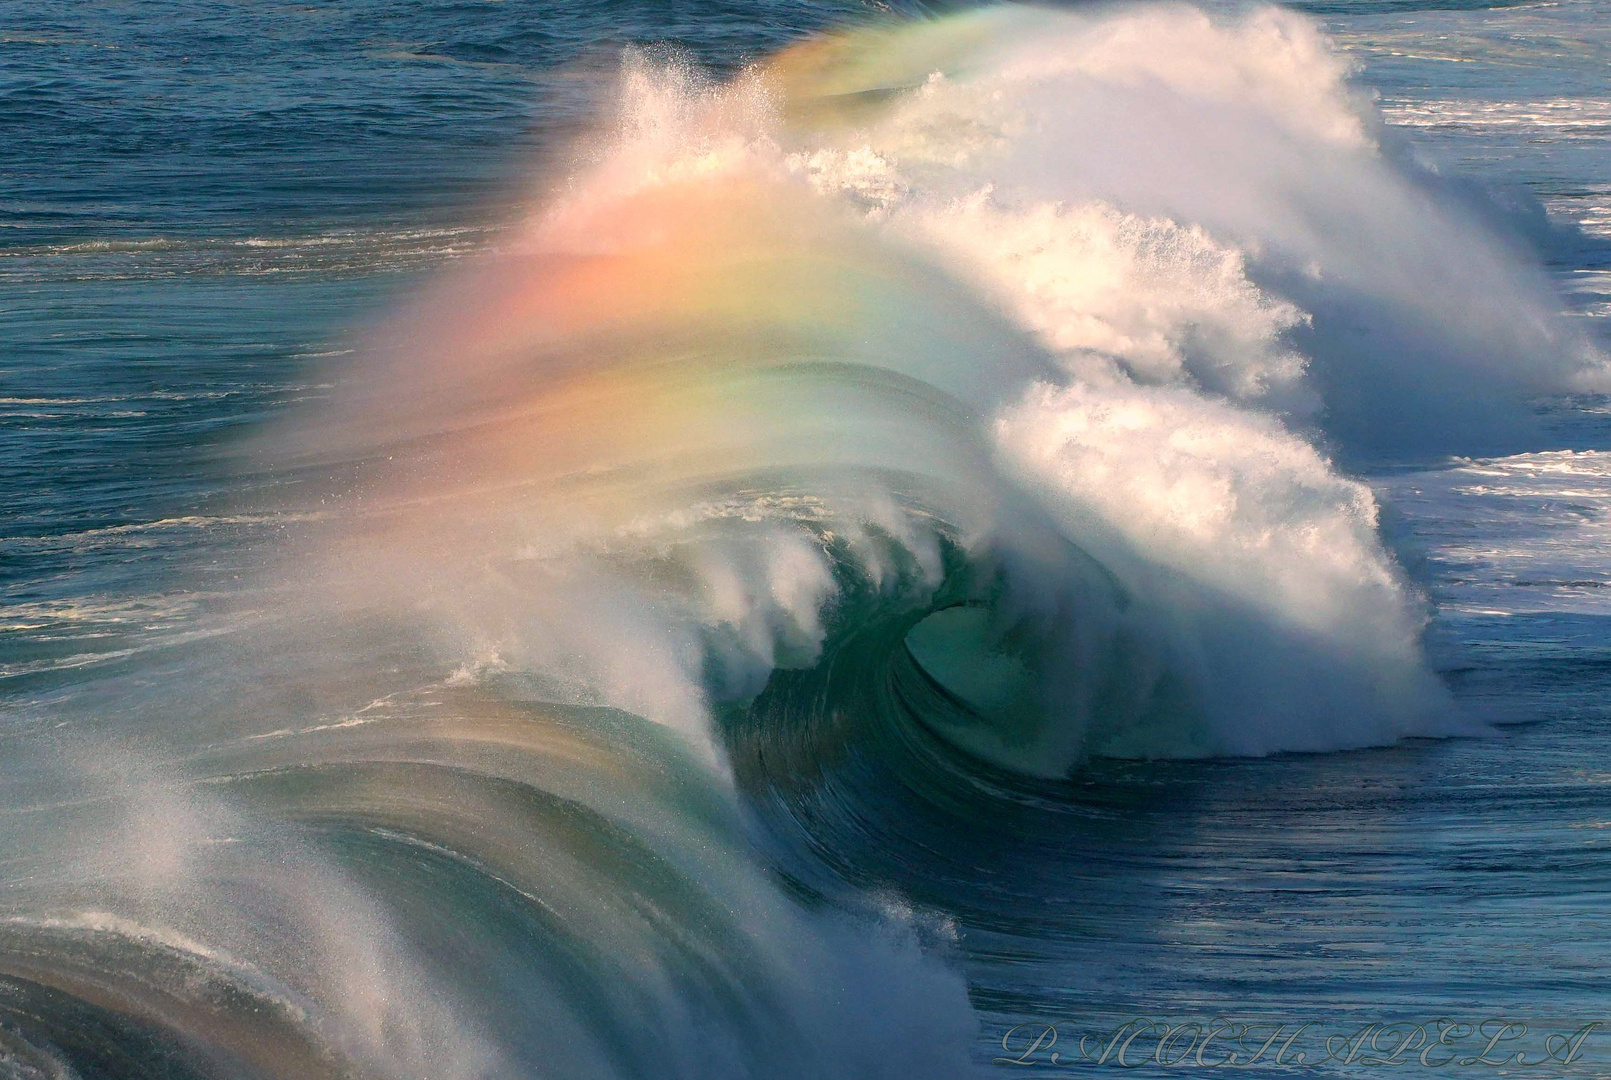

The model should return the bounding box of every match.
[0,5,1600,1077]
[264,3,1579,773]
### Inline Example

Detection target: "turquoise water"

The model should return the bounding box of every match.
[3,2,1611,1077]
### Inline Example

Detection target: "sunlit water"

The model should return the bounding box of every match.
[3,2,1610,1077]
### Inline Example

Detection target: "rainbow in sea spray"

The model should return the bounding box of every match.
[0,5,1603,1078]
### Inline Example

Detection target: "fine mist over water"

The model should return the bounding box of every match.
[3,3,1608,1078]
[270,2,1601,773]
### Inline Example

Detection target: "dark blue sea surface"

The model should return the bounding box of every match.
[3,1,1611,1078]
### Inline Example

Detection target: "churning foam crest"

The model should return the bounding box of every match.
[269,2,1601,773]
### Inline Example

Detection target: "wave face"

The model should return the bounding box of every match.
[3,4,1604,1078]
[270,2,1606,773]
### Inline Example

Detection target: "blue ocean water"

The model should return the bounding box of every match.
[3,1,1611,1078]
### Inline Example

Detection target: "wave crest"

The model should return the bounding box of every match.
[259,2,1591,777]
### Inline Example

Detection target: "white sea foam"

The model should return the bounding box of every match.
[1384,98,1611,135]
[242,3,1601,773]
[14,8,1605,1077]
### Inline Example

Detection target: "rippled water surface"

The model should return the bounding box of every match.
[4,1,1611,1077]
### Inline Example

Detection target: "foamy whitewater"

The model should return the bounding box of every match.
[4,2,1611,1077]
